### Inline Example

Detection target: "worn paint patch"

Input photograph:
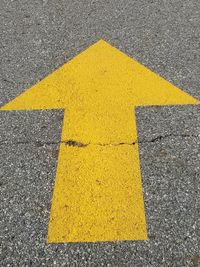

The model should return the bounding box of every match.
[1,40,199,242]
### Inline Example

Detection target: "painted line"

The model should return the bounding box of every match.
[1,40,199,242]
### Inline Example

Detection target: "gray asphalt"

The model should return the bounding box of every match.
[0,0,200,266]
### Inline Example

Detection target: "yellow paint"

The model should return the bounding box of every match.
[49,144,146,242]
[1,40,199,242]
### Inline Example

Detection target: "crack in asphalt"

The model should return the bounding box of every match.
[0,134,199,147]
[139,134,199,144]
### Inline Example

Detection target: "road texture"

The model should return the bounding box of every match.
[0,0,200,266]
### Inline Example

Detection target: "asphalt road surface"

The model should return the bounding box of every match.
[0,1,199,266]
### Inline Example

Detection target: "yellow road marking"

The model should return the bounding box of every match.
[50,144,146,242]
[1,40,199,242]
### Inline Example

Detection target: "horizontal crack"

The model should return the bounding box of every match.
[0,134,198,147]
[0,140,60,147]
[64,140,136,147]
[64,134,199,147]
[140,134,199,144]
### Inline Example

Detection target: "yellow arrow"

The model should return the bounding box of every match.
[1,40,199,242]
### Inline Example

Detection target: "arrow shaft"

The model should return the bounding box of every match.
[61,104,137,144]
[47,110,147,242]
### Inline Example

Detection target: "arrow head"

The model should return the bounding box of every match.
[1,40,199,111]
